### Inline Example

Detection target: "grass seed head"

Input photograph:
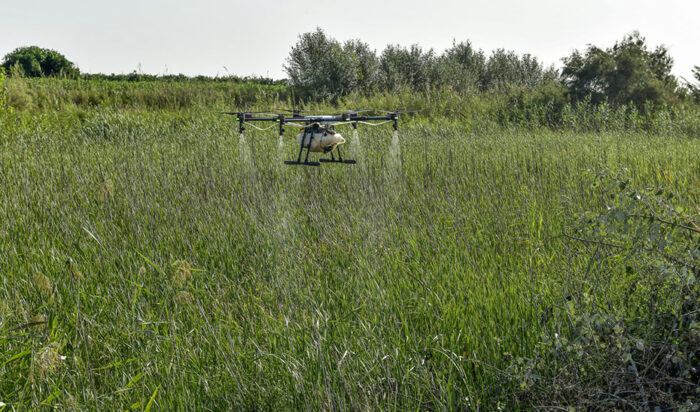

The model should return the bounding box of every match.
[33,342,65,381]
[98,179,115,202]
[30,314,47,331]
[33,273,52,297]
[0,300,10,320]
[72,268,84,281]
[171,260,192,286]
[175,290,194,305]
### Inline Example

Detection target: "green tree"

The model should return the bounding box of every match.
[436,40,486,92]
[561,32,678,107]
[482,49,551,91]
[378,44,438,92]
[284,28,358,100]
[1,46,79,78]
[343,39,379,93]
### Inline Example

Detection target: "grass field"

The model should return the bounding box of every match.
[0,97,698,409]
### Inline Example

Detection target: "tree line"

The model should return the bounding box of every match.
[3,33,700,107]
[0,46,282,86]
[285,29,699,107]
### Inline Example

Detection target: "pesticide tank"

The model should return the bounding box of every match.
[296,131,345,153]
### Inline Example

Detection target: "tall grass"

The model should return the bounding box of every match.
[4,77,699,137]
[1,100,698,409]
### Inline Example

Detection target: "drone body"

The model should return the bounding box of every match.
[297,129,345,153]
[222,109,414,166]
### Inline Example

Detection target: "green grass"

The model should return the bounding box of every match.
[0,102,698,410]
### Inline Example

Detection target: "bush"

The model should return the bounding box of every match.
[508,173,700,410]
[2,46,79,78]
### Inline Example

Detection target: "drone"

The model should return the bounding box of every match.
[222,109,414,166]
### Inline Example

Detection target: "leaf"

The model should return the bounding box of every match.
[136,251,166,277]
[124,371,145,390]
[2,350,31,366]
[144,386,160,412]
[94,357,138,371]
[40,389,61,405]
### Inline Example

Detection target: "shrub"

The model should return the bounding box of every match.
[508,173,700,410]
[2,46,79,78]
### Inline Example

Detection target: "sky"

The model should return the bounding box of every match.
[1,0,698,81]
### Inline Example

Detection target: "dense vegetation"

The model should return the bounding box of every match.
[0,33,698,410]
[285,29,695,110]
[1,46,80,79]
[688,66,700,102]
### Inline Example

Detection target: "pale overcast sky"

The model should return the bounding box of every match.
[1,0,698,81]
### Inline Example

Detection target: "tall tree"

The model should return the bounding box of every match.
[561,32,678,107]
[378,44,438,92]
[437,40,486,92]
[343,39,379,93]
[482,49,549,91]
[284,28,358,100]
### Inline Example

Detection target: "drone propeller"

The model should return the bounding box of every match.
[378,110,418,115]
[221,110,279,117]
[274,108,315,115]
[339,109,372,115]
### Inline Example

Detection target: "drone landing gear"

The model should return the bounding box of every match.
[284,129,321,166]
[319,147,356,164]
[284,160,320,166]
